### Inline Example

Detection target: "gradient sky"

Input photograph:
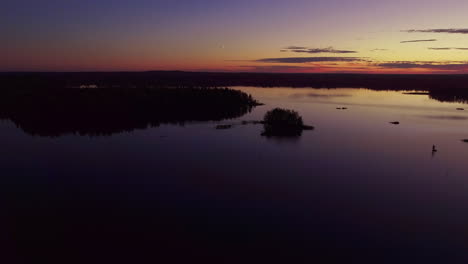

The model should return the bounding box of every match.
[2,0,468,73]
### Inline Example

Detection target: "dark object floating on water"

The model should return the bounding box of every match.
[0,87,261,137]
[336,107,348,110]
[261,108,314,138]
[390,121,400,125]
[432,145,438,152]
[457,108,465,111]
[215,125,232,130]
[461,139,468,143]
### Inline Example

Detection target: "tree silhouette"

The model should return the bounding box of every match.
[261,108,310,138]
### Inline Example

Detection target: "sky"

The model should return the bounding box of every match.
[2,0,468,73]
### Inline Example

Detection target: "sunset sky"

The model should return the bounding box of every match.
[3,0,468,73]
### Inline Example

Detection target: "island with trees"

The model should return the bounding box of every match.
[0,87,261,137]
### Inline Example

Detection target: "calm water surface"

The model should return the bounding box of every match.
[3,87,468,262]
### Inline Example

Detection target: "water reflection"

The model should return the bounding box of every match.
[289,88,468,104]
[261,126,304,139]
[289,92,353,99]
[262,134,302,143]
[3,86,468,262]
[421,115,468,120]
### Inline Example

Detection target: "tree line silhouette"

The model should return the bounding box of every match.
[428,89,468,104]
[0,87,260,137]
[3,71,468,103]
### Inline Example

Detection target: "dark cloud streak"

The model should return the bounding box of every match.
[256,57,364,63]
[286,46,308,50]
[428,47,451,50]
[241,65,318,72]
[401,39,437,43]
[428,47,468,50]
[282,46,357,54]
[404,29,468,34]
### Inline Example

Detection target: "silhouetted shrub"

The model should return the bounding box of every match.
[264,108,303,127]
[262,108,307,137]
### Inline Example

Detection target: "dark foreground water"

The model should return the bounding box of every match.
[2,87,468,263]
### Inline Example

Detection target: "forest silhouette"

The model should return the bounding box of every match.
[0,87,259,137]
[3,71,468,103]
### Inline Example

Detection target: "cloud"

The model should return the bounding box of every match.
[299,47,356,54]
[282,46,357,54]
[428,47,468,50]
[236,65,321,72]
[404,29,468,34]
[400,39,437,43]
[256,57,364,63]
[376,61,468,71]
[285,46,308,50]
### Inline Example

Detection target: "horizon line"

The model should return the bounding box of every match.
[1,70,468,76]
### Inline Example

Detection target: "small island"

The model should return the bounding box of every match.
[261,108,314,137]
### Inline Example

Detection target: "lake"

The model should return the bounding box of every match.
[2,86,468,263]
